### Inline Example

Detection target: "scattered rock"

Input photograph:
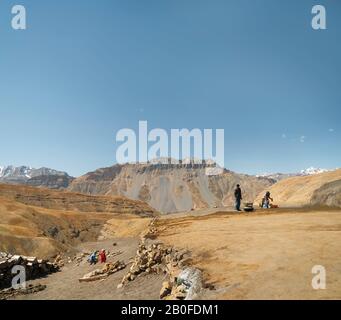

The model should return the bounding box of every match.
[0,252,59,290]
[119,218,198,301]
[79,261,126,283]
[160,281,172,299]
[159,267,203,300]
[172,284,188,299]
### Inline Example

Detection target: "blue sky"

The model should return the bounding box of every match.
[0,0,340,177]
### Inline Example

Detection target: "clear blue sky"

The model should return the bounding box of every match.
[0,0,340,177]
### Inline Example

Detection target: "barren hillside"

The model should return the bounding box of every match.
[311,179,341,207]
[0,184,157,258]
[0,184,156,216]
[69,162,274,213]
[255,169,341,208]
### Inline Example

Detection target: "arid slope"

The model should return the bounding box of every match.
[69,162,274,213]
[0,184,156,216]
[0,184,157,258]
[255,169,341,207]
[311,179,341,207]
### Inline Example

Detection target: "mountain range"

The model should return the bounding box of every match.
[0,165,74,189]
[68,161,275,213]
[256,166,333,182]
[1,163,339,213]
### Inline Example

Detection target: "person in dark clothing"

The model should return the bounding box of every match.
[234,184,242,211]
[88,251,98,265]
[263,191,273,208]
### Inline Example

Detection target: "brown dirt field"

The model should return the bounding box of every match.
[13,238,165,300]
[0,185,165,300]
[156,208,341,299]
[7,207,341,300]
[2,182,341,300]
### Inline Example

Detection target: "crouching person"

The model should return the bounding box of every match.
[88,251,98,265]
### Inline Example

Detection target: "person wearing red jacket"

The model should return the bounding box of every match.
[99,249,107,263]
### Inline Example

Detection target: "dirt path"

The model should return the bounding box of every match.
[13,237,165,300]
[156,208,341,300]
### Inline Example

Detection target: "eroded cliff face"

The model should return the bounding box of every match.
[311,179,341,208]
[26,175,74,189]
[69,162,274,213]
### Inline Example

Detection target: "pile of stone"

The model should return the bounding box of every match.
[119,243,166,285]
[160,267,203,300]
[140,218,158,241]
[79,260,126,283]
[52,254,66,268]
[118,217,202,300]
[118,241,190,288]
[0,252,59,289]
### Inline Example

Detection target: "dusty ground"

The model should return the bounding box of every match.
[7,207,341,300]
[13,237,165,300]
[157,208,341,300]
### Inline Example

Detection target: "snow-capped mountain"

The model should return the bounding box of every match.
[257,167,336,182]
[257,167,333,182]
[0,165,33,181]
[300,167,329,176]
[0,165,74,189]
[256,172,297,182]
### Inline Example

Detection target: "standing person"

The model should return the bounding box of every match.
[234,184,242,211]
[99,249,107,263]
[263,191,273,208]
